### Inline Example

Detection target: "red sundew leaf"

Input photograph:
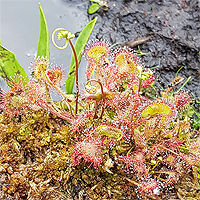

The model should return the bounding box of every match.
[72,137,103,168]
[121,151,148,176]
[141,74,155,88]
[133,98,177,128]
[71,111,94,133]
[84,40,111,80]
[113,47,137,75]
[92,125,123,140]
[189,140,200,155]
[174,92,191,110]
[164,137,183,151]
[0,77,30,117]
[181,153,200,166]
[139,180,158,194]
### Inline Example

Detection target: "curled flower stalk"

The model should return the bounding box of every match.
[52,28,79,114]
[52,28,75,50]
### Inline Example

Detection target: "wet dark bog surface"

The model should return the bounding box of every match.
[64,0,200,100]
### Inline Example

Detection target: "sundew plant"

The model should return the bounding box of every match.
[0,3,200,200]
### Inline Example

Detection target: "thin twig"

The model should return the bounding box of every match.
[69,40,79,115]
[120,37,150,48]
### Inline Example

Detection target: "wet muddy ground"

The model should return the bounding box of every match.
[64,0,200,100]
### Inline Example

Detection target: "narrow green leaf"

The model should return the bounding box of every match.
[37,3,49,59]
[88,4,100,14]
[66,17,97,94]
[0,45,29,83]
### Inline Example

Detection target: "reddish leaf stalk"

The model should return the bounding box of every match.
[161,146,180,156]
[138,78,142,93]
[125,177,140,186]
[69,40,79,115]
[86,79,105,119]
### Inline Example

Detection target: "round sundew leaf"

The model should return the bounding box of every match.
[93,125,123,141]
[141,103,171,118]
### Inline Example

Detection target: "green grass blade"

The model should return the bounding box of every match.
[0,45,29,84]
[66,17,97,94]
[37,3,49,59]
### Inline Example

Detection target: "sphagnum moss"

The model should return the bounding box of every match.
[0,110,73,199]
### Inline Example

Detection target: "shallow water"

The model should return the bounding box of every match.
[0,0,89,93]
